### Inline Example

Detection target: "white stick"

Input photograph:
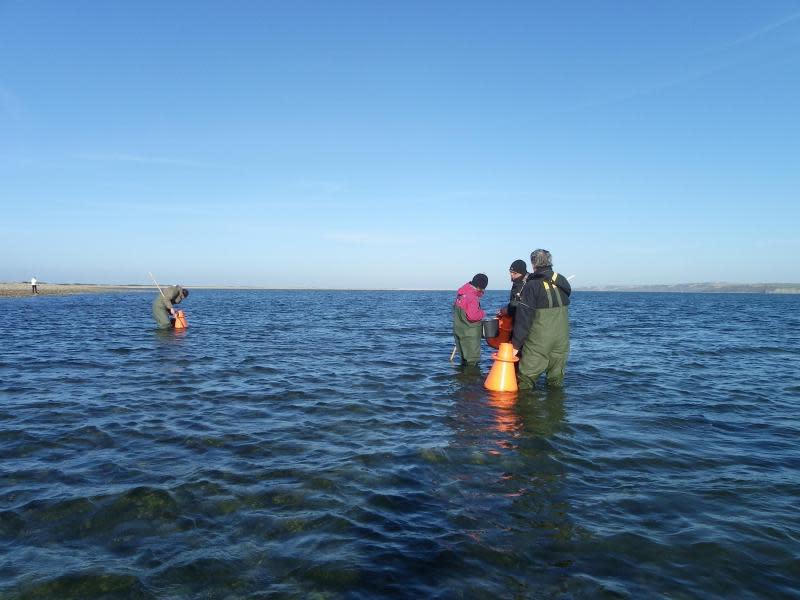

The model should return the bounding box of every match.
[148,272,166,298]
[450,345,457,362]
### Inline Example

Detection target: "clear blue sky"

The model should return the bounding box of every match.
[2,1,799,289]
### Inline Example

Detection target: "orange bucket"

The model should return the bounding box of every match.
[173,310,188,330]
[487,314,513,349]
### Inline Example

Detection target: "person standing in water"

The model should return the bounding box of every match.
[152,285,189,329]
[512,249,571,388]
[452,273,488,367]
[497,259,529,320]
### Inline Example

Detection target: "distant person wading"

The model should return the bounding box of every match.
[152,285,189,329]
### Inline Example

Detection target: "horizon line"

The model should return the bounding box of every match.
[3,281,799,291]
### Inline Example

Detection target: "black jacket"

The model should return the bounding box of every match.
[511,268,571,349]
[506,274,529,318]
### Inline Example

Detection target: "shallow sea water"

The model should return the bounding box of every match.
[1,290,798,599]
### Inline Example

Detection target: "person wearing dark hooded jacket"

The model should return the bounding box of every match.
[497,259,529,319]
[511,250,571,388]
[452,273,488,367]
[152,285,189,329]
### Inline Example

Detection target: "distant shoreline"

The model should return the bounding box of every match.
[576,283,800,294]
[0,283,155,298]
[2,282,799,298]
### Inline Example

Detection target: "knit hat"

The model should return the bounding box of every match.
[470,273,488,290]
[510,259,527,275]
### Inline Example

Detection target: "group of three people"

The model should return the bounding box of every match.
[452,249,571,390]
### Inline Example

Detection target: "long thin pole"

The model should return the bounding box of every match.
[450,344,457,362]
[148,272,166,298]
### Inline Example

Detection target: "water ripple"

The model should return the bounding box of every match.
[0,290,798,597]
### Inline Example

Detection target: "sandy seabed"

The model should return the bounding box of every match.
[0,283,154,298]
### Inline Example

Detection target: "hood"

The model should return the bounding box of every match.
[531,268,554,280]
[457,282,483,298]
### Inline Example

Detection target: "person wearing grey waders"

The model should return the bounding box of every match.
[152,285,189,329]
[452,273,488,367]
[511,250,571,388]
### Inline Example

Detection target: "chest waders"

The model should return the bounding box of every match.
[152,296,173,329]
[452,305,482,366]
[518,272,570,389]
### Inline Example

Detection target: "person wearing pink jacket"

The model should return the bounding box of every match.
[452,273,488,367]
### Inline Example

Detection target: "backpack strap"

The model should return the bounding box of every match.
[543,280,554,308]
[512,273,530,302]
[542,273,565,308]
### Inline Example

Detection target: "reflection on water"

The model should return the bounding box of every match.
[448,380,575,595]
[516,388,567,438]
[154,328,188,342]
[486,391,520,438]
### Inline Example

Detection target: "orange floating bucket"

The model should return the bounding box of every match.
[484,342,518,393]
[487,314,513,349]
[173,310,188,330]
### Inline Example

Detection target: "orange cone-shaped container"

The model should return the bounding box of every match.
[173,310,188,329]
[487,314,513,349]
[484,342,518,392]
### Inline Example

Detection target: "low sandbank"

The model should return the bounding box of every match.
[0,283,155,298]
